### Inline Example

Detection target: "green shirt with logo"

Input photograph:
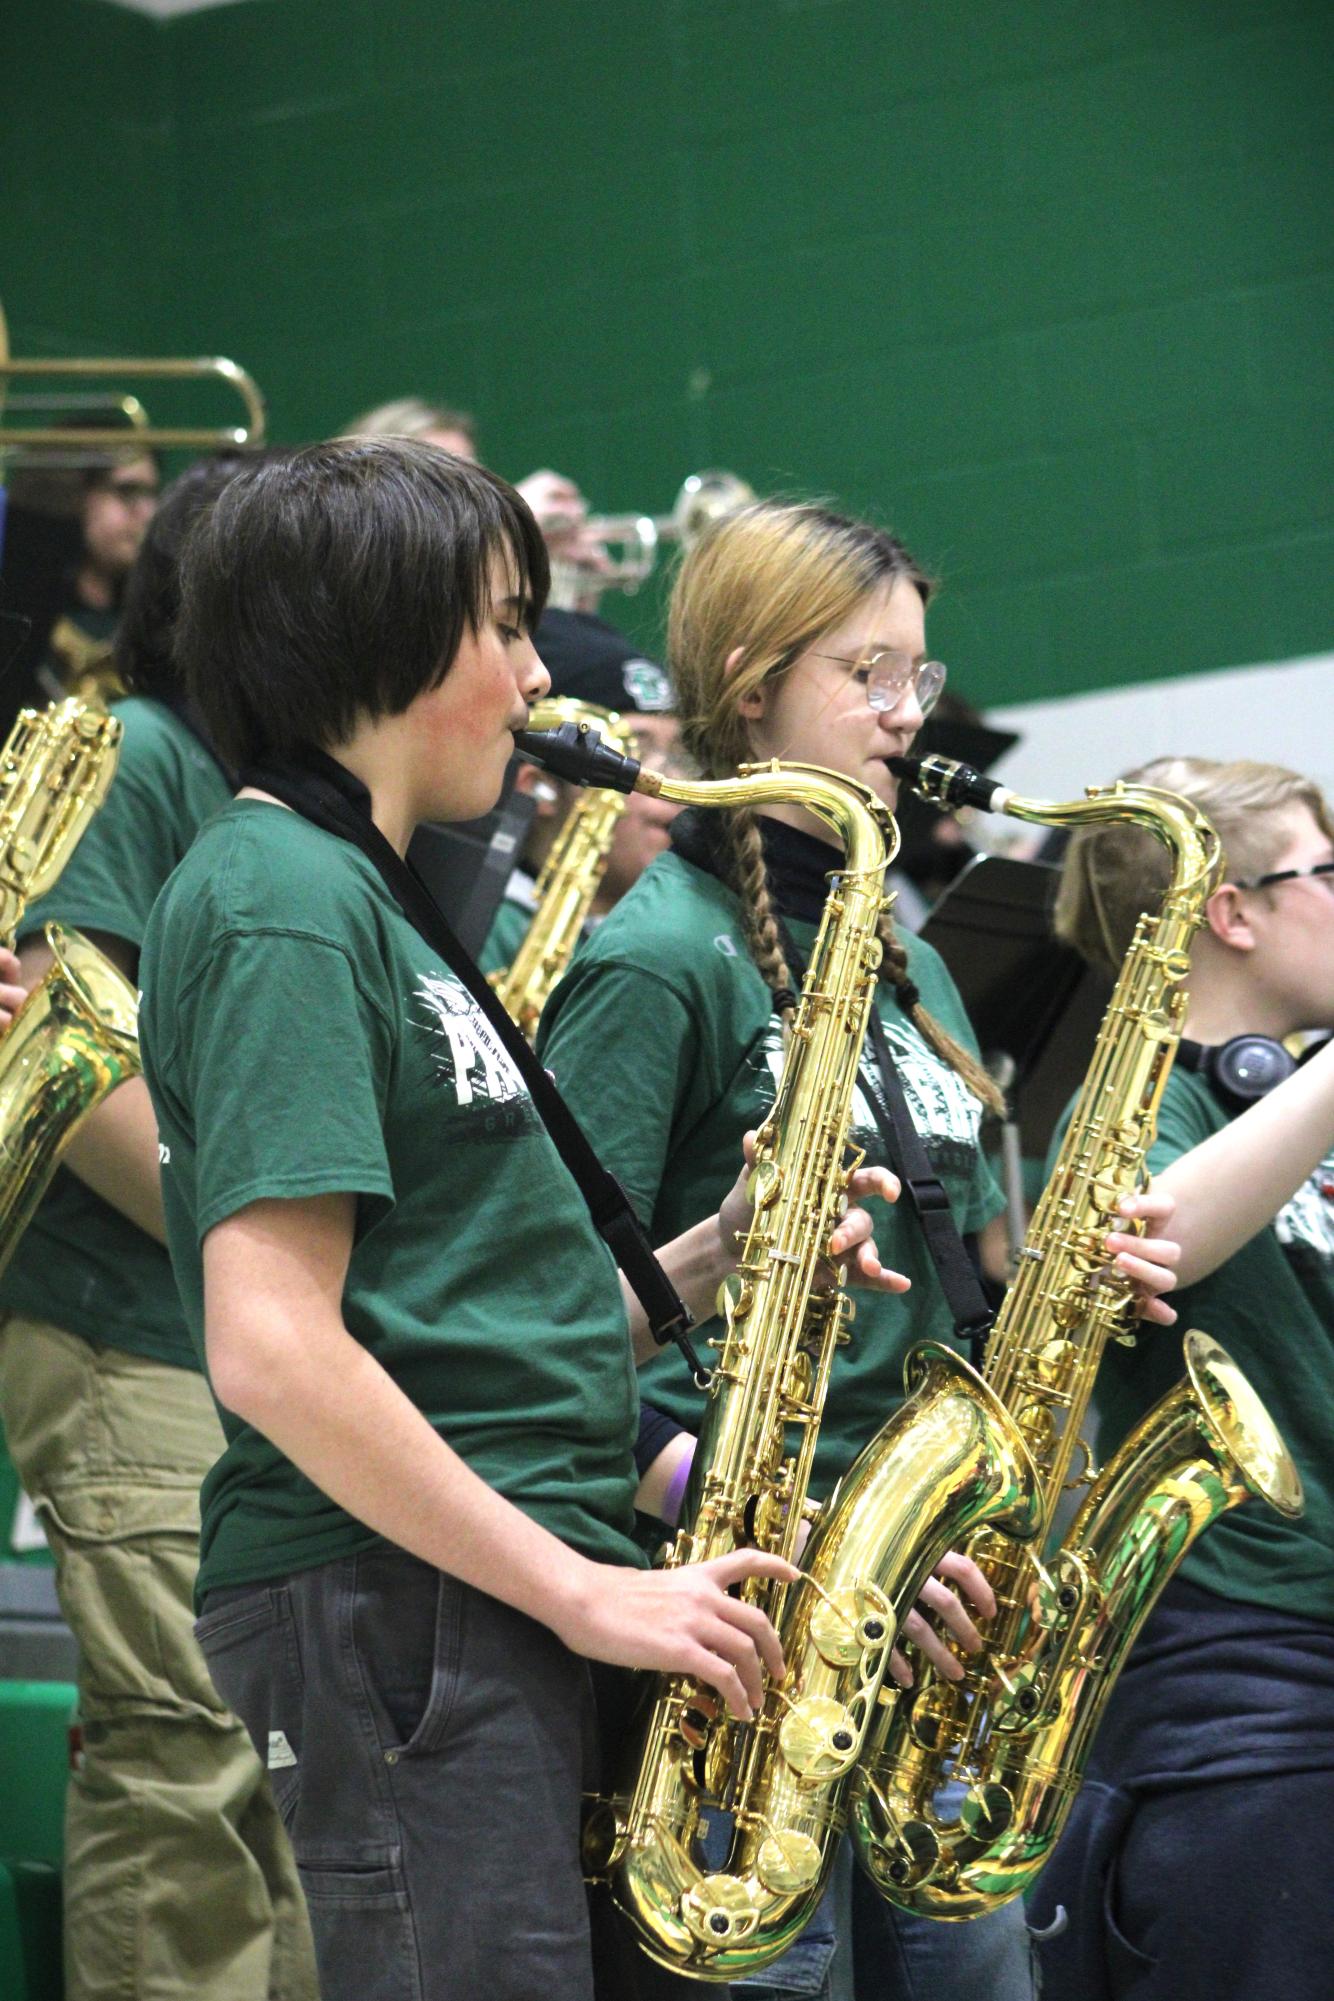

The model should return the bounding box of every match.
[139,799,644,1598]
[538,848,1003,1501]
[1050,1067,1334,1619]
[0,697,231,1369]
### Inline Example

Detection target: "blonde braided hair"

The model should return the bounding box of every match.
[669,499,1003,1116]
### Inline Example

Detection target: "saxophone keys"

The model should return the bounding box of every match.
[681,1874,761,1948]
[809,1584,894,1668]
[959,1780,1015,1842]
[580,1799,628,1873]
[756,1828,822,1895]
[861,1808,941,1892]
[779,1694,863,1778]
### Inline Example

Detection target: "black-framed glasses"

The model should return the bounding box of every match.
[93,477,159,505]
[807,650,947,718]
[1234,860,1334,892]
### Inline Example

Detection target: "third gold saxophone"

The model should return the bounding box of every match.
[839,753,1303,1921]
[516,719,1041,1980]
[491,697,639,1040]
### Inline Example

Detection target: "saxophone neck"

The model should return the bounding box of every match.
[889,753,1222,899]
[518,722,899,877]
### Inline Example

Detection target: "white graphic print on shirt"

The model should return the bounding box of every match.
[412,973,539,1136]
[1274,1147,1334,1266]
[754,1011,982,1180]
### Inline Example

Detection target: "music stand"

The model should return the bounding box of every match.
[918,855,1112,1233]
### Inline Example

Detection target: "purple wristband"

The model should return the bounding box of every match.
[661,1445,696,1528]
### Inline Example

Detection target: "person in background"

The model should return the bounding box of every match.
[0,442,161,711]
[0,452,318,2001]
[538,498,1181,2001]
[480,608,684,973]
[344,392,608,586]
[1030,755,1334,2001]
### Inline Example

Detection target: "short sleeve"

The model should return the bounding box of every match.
[539,957,705,1228]
[19,754,188,952]
[173,928,397,1240]
[1147,1075,1219,1176]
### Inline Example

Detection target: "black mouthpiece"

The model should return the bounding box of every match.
[888,753,1007,814]
[514,722,642,795]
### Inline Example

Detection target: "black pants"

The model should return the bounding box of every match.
[197,1546,718,2001]
[1029,1578,1334,2001]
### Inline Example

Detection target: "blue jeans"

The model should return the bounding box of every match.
[737,1809,1036,2001]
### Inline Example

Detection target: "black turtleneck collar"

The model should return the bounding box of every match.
[669,807,844,927]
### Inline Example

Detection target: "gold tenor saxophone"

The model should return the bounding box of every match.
[0,701,141,1279]
[844,753,1303,1920]
[516,720,1041,1981]
[491,698,639,1040]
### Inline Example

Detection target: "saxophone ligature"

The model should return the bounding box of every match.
[515,720,1041,1980]
[491,698,640,1040]
[842,753,1303,1920]
[0,701,141,1279]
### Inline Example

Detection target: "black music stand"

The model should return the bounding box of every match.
[918,853,1111,1166]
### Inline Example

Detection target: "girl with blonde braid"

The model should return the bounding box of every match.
[538,500,1180,2001]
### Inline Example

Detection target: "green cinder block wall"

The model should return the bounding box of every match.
[4,0,1331,710]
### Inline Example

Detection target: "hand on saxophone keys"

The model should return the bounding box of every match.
[1101,1186,1181,1326]
[0,946,29,1031]
[718,1138,913,1296]
[828,1163,914,1293]
[549,1545,800,1722]
[889,1549,998,1690]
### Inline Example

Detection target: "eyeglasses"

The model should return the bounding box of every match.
[96,479,159,506]
[807,650,947,718]
[1234,860,1334,892]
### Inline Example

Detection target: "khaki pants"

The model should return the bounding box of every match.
[0,1313,318,2001]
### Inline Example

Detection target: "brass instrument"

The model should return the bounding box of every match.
[0,299,266,460]
[515,720,1041,1980]
[844,753,1303,1919]
[491,699,639,1040]
[546,470,753,611]
[0,702,141,1280]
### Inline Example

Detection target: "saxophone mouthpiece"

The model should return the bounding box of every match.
[888,754,1012,815]
[514,721,644,795]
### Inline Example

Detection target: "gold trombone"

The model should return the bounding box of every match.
[0,300,266,460]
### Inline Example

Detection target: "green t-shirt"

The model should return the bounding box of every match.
[139,799,643,1598]
[1047,1068,1334,1619]
[538,849,1003,1501]
[0,697,230,1368]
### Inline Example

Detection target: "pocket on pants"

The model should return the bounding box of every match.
[346,1547,465,1760]
[195,1582,305,1822]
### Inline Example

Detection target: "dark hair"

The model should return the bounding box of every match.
[81,447,163,492]
[175,438,549,769]
[115,452,267,701]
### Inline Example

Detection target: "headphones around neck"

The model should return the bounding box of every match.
[1177,1034,1298,1115]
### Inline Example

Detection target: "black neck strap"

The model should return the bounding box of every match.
[240,748,704,1381]
[779,926,994,1352]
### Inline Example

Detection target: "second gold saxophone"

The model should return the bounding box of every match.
[842,754,1303,1920]
[515,720,1041,1980]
